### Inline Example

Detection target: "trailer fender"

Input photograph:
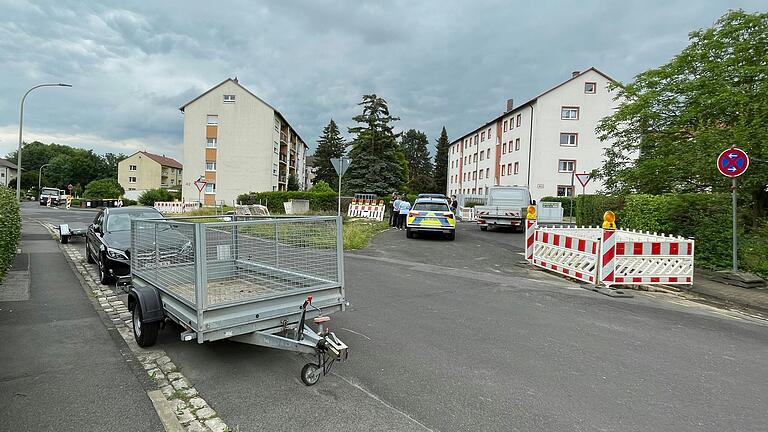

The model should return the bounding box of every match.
[128,285,164,323]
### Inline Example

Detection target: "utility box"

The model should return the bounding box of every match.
[284,199,310,215]
[537,201,563,223]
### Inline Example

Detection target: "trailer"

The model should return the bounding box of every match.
[127,215,349,386]
[59,223,87,244]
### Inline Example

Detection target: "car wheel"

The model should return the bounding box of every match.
[480,226,488,231]
[98,253,113,285]
[132,306,159,348]
[86,242,95,263]
[406,228,413,239]
[447,231,456,241]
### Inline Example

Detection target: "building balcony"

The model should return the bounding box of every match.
[279,153,287,164]
[278,175,286,183]
[280,132,288,144]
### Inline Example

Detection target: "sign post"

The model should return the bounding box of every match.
[330,157,351,216]
[574,172,591,222]
[716,146,749,272]
[194,176,207,207]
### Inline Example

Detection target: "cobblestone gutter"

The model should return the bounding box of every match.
[45,223,231,432]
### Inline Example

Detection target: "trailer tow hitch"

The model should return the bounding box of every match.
[298,296,349,386]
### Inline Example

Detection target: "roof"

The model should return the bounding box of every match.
[179,77,308,148]
[0,158,18,169]
[132,151,183,169]
[452,67,617,144]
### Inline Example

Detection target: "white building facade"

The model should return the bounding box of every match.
[180,78,308,205]
[447,68,620,201]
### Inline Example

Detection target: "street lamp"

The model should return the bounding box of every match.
[17,83,72,201]
[38,163,50,196]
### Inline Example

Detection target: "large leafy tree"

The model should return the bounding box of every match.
[597,10,768,218]
[401,129,434,193]
[312,119,346,189]
[433,127,450,194]
[344,94,407,195]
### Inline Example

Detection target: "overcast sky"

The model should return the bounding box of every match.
[0,0,763,162]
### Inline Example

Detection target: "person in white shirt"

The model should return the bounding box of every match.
[397,197,411,230]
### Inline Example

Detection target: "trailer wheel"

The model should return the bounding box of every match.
[301,363,321,386]
[61,235,69,244]
[132,306,159,347]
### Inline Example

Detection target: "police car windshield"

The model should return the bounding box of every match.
[413,202,450,212]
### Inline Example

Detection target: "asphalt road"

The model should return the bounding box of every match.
[24,203,768,431]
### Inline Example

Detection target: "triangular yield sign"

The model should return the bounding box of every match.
[575,173,591,187]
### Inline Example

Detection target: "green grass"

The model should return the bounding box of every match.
[343,219,390,250]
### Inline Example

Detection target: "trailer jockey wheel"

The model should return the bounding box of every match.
[301,363,321,386]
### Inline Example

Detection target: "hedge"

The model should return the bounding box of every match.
[575,194,625,226]
[0,186,21,283]
[541,196,575,216]
[237,191,338,214]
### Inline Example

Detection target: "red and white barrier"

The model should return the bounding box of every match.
[347,202,385,221]
[154,201,200,214]
[525,220,694,287]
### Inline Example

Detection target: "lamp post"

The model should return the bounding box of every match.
[38,163,50,196]
[17,83,72,201]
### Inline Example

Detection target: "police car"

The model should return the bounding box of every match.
[406,197,456,240]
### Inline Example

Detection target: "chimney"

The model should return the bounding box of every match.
[233,76,238,83]
[571,71,580,78]
[506,98,514,112]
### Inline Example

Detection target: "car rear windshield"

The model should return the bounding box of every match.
[106,211,163,232]
[413,202,450,212]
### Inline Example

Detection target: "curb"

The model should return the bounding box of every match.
[42,223,232,432]
[677,288,768,319]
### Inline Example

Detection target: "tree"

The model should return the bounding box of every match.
[344,94,406,196]
[433,127,450,194]
[84,178,124,199]
[313,119,346,189]
[597,10,768,218]
[138,188,175,206]
[401,129,434,193]
[287,173,299,191]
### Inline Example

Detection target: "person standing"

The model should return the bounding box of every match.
[398,195,411,230]
[450,195,460,220]
[391,194,402,228]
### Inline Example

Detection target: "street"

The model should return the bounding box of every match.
[18,202,768,432]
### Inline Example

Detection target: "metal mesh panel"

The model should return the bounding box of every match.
[203,217,339,306]
[131,220,197,304]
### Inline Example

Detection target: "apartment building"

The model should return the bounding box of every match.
[447,67,620,201]
[0,158,18,187]
[117,151,183,199]
[180,78,307,205]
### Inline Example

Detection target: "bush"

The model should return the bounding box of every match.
[310,181,335,194]
[138,188,175,206]
[84,178,124,199]
[575,194,625,226]
[122,198,137,206]
[0,186,21,282]
[541,196,575,217]
[70,199,82,207]
[238,191,337,214]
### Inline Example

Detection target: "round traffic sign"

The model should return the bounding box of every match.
[717,147,749,178]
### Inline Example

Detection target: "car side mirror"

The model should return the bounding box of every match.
[92,224,102,234]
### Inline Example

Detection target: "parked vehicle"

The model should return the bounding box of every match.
[474,186,534,232]
[39,187,61,206]
[406,197,456,240]
[86,206,170,284]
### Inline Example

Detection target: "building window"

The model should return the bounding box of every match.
[479,187,483,194]
[585,82,596,94]
[479,170,484,179]
[516,114,521,127]
[129,165,137,171]
[481,131,485,141]
[558,160,576,173]
[170,179,175,185]
[487,128,491,138]
[561,107,579,120]
[513,162,519,175]
[560,133,578,147]
[515,138,520,151]
[128,176,137,183]
[480,152,484,161]
[205,161,216,171]
[503,143,507,154]
[206,138,217,148]
[501,165,506,176]
[557,185,574,197]
[207,115,218,125]
[473,171,477,180]
[204,183,216,193]
[473,154,477,163]
[507,163,512,174]
[224,94,236,103]
[503,120,508,132]
[486,168,490,178]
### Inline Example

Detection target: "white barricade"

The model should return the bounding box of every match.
[526,220,694,287]
[347,202,385,221]
[459,206,475,221]
[154,201,200,214]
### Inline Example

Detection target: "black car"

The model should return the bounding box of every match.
[86,206,164,284]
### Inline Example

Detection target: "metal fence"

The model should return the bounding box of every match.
[131,216,342,309]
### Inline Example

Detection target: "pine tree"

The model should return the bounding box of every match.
[312,119,347,190]
[401,129,434,193]
[433,127,450,194]
[344,94,406,196]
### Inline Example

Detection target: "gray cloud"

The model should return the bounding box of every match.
[0,0,763,160]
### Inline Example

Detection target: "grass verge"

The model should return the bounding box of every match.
[343,219,389,250]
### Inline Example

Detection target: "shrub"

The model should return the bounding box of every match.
[70,199,82,207]
[0,186,21,282]
[238,191,337,214]
[84,178,124,199]
[575,194,625,226]
[122,198,137,206]
[310,181,335,194]
[138,188,175,206]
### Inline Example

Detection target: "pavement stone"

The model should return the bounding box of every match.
[156,355,172,366]
[185,420,208,432]
[189,397,207,410]
[167,372,183,381]
[181,388,199,398]
[171,378,190,390]
[160,361,178,373]
[204,417,227,432]
[176,409,196,425]
[160,385,174,398]
[195,407,216,420]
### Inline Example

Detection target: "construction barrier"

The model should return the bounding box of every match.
[154,201,200,214]
[525,209,694,287]
[459,206,476,221]
[347,199,385,221]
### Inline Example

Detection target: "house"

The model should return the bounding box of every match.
[0,158,18,188]
[304,155,316,189]
[446,67,624,201]
[117,151,183,200]
[179,78,308,205]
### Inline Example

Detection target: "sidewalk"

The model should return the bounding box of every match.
[679,270,768,317]
[0,223,165,431]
